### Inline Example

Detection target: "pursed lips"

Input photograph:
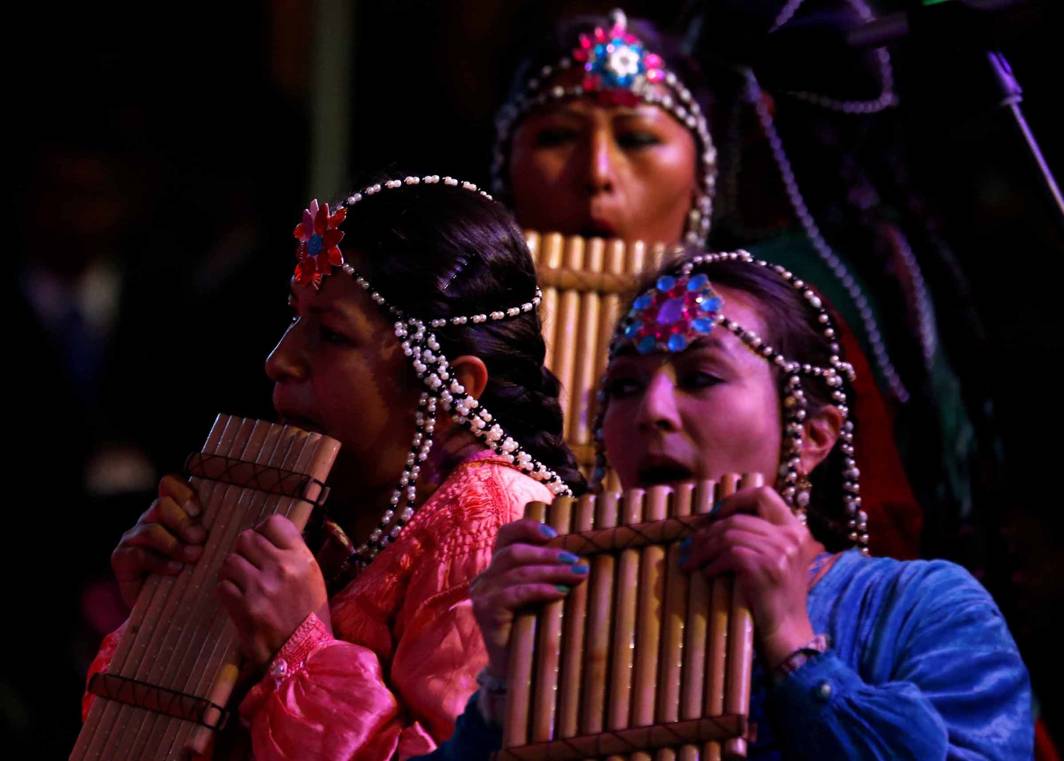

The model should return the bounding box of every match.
[272,392,323,434]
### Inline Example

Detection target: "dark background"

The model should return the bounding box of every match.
[5,0,1060,755]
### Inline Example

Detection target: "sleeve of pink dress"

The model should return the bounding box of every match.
[81,621,127,721]
[237,461,550,761]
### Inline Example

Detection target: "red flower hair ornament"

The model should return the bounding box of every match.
[293,199,347,289]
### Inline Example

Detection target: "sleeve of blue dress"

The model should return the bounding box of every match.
[408,693,501,761]
[768,555,1032,760]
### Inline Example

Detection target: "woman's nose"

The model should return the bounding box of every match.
[585,128,618,194]
[265,321,308,383]
[636,368,681,433]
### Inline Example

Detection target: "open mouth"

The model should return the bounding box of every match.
[580,218,621,238]
[580,225,617,239]
[636,461,694,487]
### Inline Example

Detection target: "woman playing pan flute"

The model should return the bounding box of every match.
[82,176,586,759]
[416,250,1031,760]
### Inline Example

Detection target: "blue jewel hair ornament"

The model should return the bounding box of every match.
[616,271,724,355]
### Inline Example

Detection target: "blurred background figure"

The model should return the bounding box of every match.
[6,4,302,754]
[4,0,1058,755]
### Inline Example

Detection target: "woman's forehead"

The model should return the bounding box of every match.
[612,331,745,365]
[529,97,667,120]
[290,274,381,324]
[522,95,694,137]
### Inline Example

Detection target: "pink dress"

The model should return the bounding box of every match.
[84,452,551,760]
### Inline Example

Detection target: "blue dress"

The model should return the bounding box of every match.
[415,551,1032,760]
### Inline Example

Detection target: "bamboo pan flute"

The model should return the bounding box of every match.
[525,232,674,483]
[499,474,759,761]
[71,415,340,761]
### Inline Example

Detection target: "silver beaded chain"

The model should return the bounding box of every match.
[743,67,910,403]
[770,0,899,114]
[758,0,942,389]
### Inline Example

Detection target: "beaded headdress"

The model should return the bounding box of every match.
[594,250,868,553]
[492,8,717,247]
[292,175,573,567]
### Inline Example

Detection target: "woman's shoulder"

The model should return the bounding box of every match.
[811,551,1026,697]
[408,452,552,545]
[825,551,992,601]
[830,551,988,596]
[818,550,1008,638]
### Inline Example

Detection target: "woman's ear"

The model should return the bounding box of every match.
[800,404,843,475]
[451,355,490,400]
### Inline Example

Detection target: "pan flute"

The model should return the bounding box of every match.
[500,474,759,761]
[526,232,675,478]
[72,415,340,761]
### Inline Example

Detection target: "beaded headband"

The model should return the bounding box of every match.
[291,175,573,567]
[595,250,868,554]
[492,8,717,247]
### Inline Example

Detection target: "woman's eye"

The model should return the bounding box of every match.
[603,376,643,398]
[320,325,350,345]
[617,131,662,149]
[681,371,722,390]
[535,127,579,147]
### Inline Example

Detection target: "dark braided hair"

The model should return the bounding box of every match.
[340,182,586,495]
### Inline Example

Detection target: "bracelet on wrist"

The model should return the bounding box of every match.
[771,633,830,684]
[475,667,508,695]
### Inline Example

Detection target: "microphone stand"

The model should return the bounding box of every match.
[985,50,1064,223]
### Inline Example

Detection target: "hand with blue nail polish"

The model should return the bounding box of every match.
[678,536,693,566]
[471,519,590,679]
[681,485,822,670]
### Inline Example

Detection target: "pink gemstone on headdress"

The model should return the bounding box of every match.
[657,297,685,325]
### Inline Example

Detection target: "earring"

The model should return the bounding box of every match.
[794,473,812,524]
